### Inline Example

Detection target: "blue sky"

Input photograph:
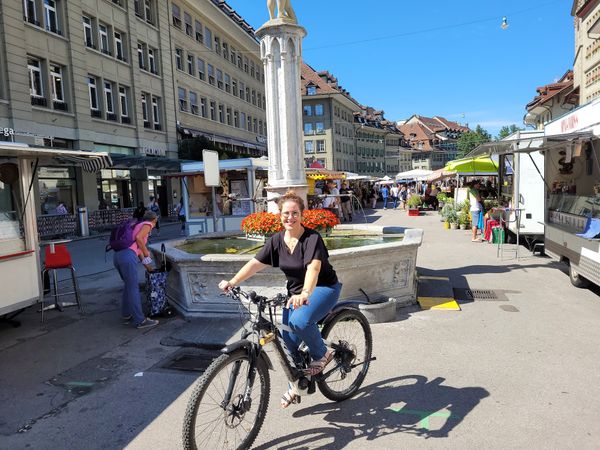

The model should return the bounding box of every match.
[225,0,573,136]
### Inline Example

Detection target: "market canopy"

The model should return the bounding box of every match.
[395,169,433,181]
[444,156,498,175]
[0,144,112,172]
[306,168,345,180]
[426,168,456,182]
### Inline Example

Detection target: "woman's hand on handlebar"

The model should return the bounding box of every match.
[286,292,309,309]
[219,279,235,292]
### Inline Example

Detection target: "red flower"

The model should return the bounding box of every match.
[240,209,339,235]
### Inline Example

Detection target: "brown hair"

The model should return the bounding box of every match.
[277,191,305,212]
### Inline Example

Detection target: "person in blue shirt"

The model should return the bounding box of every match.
[381,184,389,210]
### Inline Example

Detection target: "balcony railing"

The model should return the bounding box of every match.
[143,121,151,129]
[121,116,131,124]
[106,113,117,121]
[154,123,162,131]
[53,101,68,111]
[30,96,47,107]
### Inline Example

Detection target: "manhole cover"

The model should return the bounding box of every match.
[155,348,221,373]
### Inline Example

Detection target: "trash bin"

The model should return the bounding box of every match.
[77,206,89,237]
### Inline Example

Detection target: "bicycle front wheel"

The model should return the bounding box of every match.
[318,308,373,401]
[182,349,270,450]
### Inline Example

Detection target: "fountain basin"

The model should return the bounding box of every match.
[150,224,423,317]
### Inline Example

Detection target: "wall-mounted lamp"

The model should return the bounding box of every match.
[501,17,509,30]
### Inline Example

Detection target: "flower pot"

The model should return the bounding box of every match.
[450,223,458,230]
[459,224,467,230]
[443,221,450,229]
[408,208,420,217]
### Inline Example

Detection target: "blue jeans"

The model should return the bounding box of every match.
[113,249,145,326]
[282,283,342,361]
[392,197,398,209]
[382,197,388,208]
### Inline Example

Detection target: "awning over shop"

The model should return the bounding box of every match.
[0,144,112,172]
[395,169,433,181]
[109,153,181,171]
[444,156,498,174]
[426,168,456,182]
[178,126,266,151]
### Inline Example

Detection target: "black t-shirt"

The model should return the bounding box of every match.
[339,187,351,203]
[255,227,338,295]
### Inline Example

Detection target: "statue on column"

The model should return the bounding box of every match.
[267,0,297,24]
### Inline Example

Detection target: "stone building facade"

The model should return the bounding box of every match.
[572,0,600,105]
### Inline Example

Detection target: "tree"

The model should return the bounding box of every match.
[497,124,523,140]
[456,125,491,158]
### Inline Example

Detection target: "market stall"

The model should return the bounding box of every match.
[0,144,111,320]
[168,158,269,234]
[541,97,600,288]
[305,167,346,209]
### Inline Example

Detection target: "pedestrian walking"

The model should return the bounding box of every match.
[469,182,484,242]
[399,185,408,210]
[339,181,352,222]
[113,210,159,329]
[381,184,389,210]
[176,198,187,235]
[390,183,400,209]
[132,201,146,220]
[147,195,161,236]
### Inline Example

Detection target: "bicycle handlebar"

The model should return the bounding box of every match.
[227,287,288,308]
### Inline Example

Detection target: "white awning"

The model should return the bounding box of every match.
[0,144,112,172]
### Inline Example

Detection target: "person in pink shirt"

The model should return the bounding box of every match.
[113,210,159,329]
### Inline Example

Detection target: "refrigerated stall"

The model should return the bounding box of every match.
[542,98,600,288]
[0,144,111,322]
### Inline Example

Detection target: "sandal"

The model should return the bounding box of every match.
[281,387,301,409]
[305,348,334,377]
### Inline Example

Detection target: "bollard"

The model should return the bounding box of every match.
[77,206,89,237]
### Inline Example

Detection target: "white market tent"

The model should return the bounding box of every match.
[395,169,433,181]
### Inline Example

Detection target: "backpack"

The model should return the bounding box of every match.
[106,219,139,252]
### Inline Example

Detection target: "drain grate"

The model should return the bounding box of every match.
[453,288,506,302]
[155,347,221,373]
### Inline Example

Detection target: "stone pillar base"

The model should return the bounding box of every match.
[265,184,308,213]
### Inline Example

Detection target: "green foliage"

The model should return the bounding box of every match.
[446,208,459,224]
[407,195,422,208]
[457,125,491,158]
[458,210,470,225]
[437,193,448,203]
[483,198,500,211]
[497,124,523,140]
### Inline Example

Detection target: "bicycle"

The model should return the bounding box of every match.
[182,287,376,450]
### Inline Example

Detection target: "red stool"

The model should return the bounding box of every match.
[41,244,82,321]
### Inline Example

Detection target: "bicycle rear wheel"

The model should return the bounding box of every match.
[318,308,373,401]
[182,349,270,450]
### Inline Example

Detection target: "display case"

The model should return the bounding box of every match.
[547,194,600,233]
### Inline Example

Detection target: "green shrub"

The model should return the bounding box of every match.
[407,195,422,208]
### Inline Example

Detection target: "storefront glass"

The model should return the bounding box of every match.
[97,169,133,209]
[38,167,77,215]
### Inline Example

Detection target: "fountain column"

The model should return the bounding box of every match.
[256,18,308,213]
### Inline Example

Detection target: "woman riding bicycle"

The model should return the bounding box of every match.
[219,191,341,408]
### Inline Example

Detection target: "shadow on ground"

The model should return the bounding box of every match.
[254,375,489,449]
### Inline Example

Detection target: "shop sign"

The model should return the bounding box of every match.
[1,127,15,137]
[141,147,166,156]
[545,98,600,137]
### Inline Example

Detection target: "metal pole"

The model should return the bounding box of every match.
[211,186,218,232]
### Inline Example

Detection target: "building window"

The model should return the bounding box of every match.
[304,123,314,135]
[245,87,250,103]
[317,140,326,153]
[172,3,181,28]
[187,54,194,75]
[250,61,255,78]
[214,36,221,55]
[315,104,324,116]
[24,0,39,26]
[28,57,45,100]
[197,58,205,80]
[99,23,110,55]
[175,48,182,70]
[104,81,115,119]
[207,64,215,85]
[237,54,242,69]
[152,96,161,130]
[307,86,317,95]
[204,27,212,49]
[195,20,203,42]
[148,48,157,74]
[240,112,246,129]
[144,0,153,24]
[216,69,223,89]
[232,78,238,96]
[224,73,231,93]
[190,91,198,114]
[119,86,129,122]
[88,76,99,115]
[230,47,236,65]
[303,105,312,116]
[178,87,187,111]
[234,111,239,128]
[44,0,60,34]
[50,64,65,109]
[83,15,94,48]
[304,141,314,153]
[243,57,249,73]
[209,101,216,121]
[137,42,145,69]
[141,92,149,125]
[200,97,207,117]
[239,82,245,100]
[226,107,232,126]
[253,118,258,133]
[218,104,224,123]
[222,42,229,60]
[184,12,192,36]
[251,90,256,106]
[315,122,325,134]
[114,31,125,61]
[259,120,263,135]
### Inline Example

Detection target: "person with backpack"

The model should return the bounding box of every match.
[112,210,159,329]
[147,195,161,236]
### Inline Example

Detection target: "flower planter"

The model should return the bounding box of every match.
[459,224,467,230]
[450,223,458,230]
[443,221,450,230]
[407,208,420,217]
